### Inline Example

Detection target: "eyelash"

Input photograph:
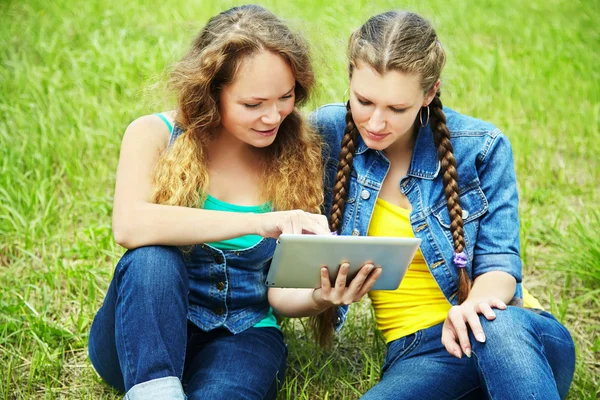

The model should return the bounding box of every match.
[244,94,294,109]
[357,98,406,113]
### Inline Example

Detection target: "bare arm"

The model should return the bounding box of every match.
[268,288,326,317]
[465,270,516,306]
[112,116,329,249]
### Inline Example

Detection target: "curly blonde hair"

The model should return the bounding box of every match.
[151,5,323,214]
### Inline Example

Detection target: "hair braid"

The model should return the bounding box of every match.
[310,101,358,348]
[329,101,358,233]
[429,92,471,303]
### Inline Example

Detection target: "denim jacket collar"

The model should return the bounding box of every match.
[354,124,441,180]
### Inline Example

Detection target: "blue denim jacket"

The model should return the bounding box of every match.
[170,125,276,334]
[312,103,523,309]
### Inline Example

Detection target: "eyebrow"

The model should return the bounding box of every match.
[244,86,295,101]
[354,90,409,108]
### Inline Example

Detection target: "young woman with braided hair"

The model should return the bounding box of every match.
[308,10,576,400]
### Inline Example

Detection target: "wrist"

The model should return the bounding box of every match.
[462,296,500,307]
[245,212,261,236]
[311,288,331,312]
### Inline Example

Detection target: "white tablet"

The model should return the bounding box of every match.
[265,234,421,291]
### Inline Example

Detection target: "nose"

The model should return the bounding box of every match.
[261,104,282,125]
[367,109,386,132]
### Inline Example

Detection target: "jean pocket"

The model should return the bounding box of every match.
[381,330,422,375]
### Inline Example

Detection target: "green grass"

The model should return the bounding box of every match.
[1,0,598,398]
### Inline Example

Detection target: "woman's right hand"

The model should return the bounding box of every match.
[256,210,331,238]
[313,262,382,307]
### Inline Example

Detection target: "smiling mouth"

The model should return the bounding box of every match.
[253,127,278,137]
[365,129,390,141]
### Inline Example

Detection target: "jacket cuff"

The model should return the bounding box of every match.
[472,253,522,283]
[334,305,349,333]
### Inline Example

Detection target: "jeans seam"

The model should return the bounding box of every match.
[473,351,494,399]
[382,330,422,375]
[539,332,573,345]
[455,385,482,400]
[118,275,136,389]
[179,327,188,381]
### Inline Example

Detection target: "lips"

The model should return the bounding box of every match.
[253,127,278,137]
[365,129,390,141]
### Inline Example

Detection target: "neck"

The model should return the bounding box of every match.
[208,129,261,165]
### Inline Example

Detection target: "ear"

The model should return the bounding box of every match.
[424,79,441,106]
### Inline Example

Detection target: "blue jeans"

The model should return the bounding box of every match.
[88,246,287,400]
[361,307,575,400]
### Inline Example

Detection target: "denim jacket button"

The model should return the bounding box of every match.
[214,254,224,264]
[352,229,360,236]
[462,210,469,219]
[360,189,370,200]
[216,282,225,291]
[214,307,224,316]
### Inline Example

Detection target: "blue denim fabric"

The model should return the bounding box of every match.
[88,245,286,399]
[312,103,524,305]
[360,307,575,400]
[184,239,277,333]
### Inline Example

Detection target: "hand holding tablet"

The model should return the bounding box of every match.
[313,261,382,306]
[265,234,421,291]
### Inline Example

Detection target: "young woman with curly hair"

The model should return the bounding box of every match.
[88,5,374,400]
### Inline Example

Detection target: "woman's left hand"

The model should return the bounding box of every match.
[441,298,507,358]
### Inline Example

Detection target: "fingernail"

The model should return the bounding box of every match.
[367,264,374,271]
[464,348,472,358]
[476,333,486,343]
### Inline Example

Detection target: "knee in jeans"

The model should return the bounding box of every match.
[476,306,534,348]
[117,245,187,294]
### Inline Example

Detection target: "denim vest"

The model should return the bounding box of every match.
[312,104,523,307]
[169,125,277,334]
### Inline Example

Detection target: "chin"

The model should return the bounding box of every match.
[250,136,277,148]
[360,135,390,151]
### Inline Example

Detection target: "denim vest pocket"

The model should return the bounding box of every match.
[431,186,488,254]
[381,330,423,375]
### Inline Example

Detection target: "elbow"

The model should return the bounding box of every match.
[112,214,141,249]
[112,224,136,249]
[267,289,289,317]
[113,228,133,249]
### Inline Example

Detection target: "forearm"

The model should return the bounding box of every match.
[268,288,329,317]
[113,202,258,249]
[465,270,517,305]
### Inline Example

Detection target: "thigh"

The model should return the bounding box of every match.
[183,327,287,400]
[361,324,481,400]
[472,307,575,400]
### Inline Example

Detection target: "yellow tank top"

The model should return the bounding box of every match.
[367,197,542,344]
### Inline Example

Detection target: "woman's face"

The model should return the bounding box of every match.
[219,50,296,148]
[349,61,437,152]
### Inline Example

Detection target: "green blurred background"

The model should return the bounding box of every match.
[1,0,598,398]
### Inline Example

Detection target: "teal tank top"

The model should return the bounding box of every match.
[156,113,279,330]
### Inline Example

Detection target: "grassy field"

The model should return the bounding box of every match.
[1,0,598,398]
